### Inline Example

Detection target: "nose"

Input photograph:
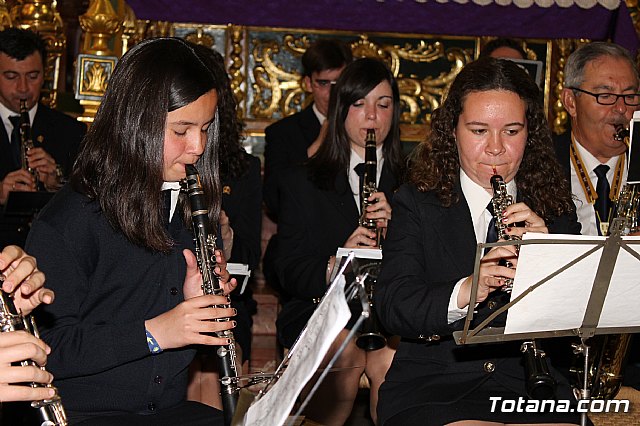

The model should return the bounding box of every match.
[486,131,506,156]
[365,104,377,121]
[612,95,628,114]
[189,130,207,156]
[16,76,29,94]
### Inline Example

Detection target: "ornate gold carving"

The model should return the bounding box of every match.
[184,26,214,47]
[11,0,65,108]
[0,1,12,30]
[79,0,121,55]
[83,62,108,93]
[229,25,246,118]
[251,38,305,118]
[250,33,471,124]
[552,39,574,136]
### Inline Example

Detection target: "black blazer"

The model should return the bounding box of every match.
[221,153,262,271]
[553,130,572,183]
[375,182,581,424]
[0,104,86,181]
[275,162,399,347]
[263,105,321,220]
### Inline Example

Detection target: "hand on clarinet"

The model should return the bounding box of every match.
[457,245,518,309]
[0,331,56,402]
[0,169,36,204]
[501,202,548,238]
[182,249,237,300]
[27,148,59,190]
[0,245,53,315]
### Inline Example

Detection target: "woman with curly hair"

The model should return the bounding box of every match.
[375,57,582,425]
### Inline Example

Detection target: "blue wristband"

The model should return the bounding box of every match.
[146,330,163,354]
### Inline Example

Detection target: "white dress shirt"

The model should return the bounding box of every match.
[161,182,181,221]
[348,146,385,213]
[0,101,37,143]
[447,169,517,323]
[570,137,626,236]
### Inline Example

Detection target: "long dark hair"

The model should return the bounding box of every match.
[72,38,221,252]
[192,43,249,181]
[307,57,404,190]
[410,57,574,220]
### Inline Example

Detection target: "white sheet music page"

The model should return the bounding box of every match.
[504,233,604,334]
[242,274,351,425]
[599,235,640,328]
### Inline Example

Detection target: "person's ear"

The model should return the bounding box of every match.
[303,76,312,93]
[561,88,578,118]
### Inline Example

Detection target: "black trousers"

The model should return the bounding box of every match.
[72,401,223,426]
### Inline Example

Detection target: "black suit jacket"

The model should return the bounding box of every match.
[263,105,321,220]
[375,182,581,424]
[222,153,262,271]
[275,162,399,347]
[553,130,572,183]
[0,104,86,181]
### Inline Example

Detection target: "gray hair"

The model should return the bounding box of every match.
[564,41,639,89]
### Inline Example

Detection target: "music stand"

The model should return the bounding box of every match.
[2,191,53,217]
[453,219,640,426]
[234,252,371,426]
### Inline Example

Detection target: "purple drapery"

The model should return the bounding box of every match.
[127,0,639,56]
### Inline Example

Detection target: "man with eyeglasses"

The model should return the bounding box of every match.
[263,39,352,221]
[553,40,640,392]
[555,41,639,237]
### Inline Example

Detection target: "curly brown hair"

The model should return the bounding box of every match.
[410,57,574,221]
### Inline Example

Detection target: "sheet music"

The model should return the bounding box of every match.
[505,233,603,334]
[599,236,640,327]
[504,233,640,334]
[227,262,251,294]
[242,274,351,425]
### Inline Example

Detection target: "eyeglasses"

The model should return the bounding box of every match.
[569,87,640,106]
[311,79,337,89]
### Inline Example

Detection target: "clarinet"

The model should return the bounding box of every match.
[0,277,68,426]
[489,172,557,400]
[18,99,44,191]
[181,164,239,426]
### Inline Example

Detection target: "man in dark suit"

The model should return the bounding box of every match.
[554,41,639,236]
[263,39,352,220]
[0,28,86,247]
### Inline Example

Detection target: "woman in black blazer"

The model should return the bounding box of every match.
[25,38,237,425]
[375,57,583,425]
[275,58,405,425]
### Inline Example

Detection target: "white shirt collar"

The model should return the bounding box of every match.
[573,136,621,180]
[161,182,181,221]
[459,168,517,243]
[311,103,326,125]
[0,101,37,139]
[348,146,385,213]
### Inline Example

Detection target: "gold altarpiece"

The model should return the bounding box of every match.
[72,1,640,155]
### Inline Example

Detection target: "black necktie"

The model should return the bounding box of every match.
[354,163,366,209]
[162,190,172,230]
[8,115,21,168]
[485,201,498,254]
[594,164,611,227]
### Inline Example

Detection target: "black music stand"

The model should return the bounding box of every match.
[453,218,640,426]
[232,252,371,426]
[0,191,53,246]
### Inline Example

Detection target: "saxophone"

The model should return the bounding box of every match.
[18,99,44,191]
[354,129,387,351]
[571,124,637,400]
[181,164,239,426]
[0,277,68,426]
[489,172,557,399]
